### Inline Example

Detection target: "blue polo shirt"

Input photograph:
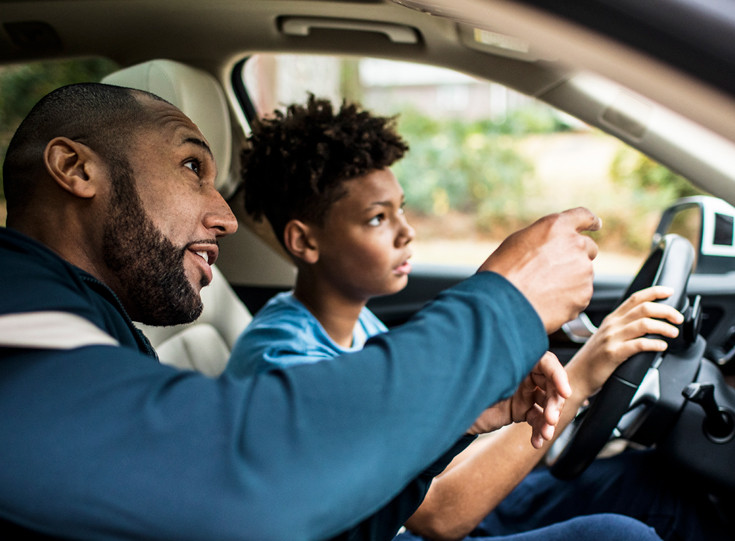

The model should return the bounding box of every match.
[228,291,388,377]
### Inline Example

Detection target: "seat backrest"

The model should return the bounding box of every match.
[102,60,251,375]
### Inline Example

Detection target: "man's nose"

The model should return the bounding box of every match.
[204,189,238,237]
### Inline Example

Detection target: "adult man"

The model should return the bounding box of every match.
[0,82,606,539]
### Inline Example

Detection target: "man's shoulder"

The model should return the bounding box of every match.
[0,226,62,261]
[0,227,84,309]
[0,227,153,355]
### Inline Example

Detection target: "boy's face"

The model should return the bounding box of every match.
[312,168,415,302]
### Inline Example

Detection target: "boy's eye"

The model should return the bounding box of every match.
[184,158,201,176]
[368,214,384,226]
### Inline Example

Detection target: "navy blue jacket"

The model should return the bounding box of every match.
[0,227,548,540]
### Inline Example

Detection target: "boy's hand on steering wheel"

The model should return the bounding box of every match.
[569,285,683,398]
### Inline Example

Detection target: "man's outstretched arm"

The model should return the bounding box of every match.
[0,208,601,540]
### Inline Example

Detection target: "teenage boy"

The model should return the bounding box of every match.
[228,95,719,541]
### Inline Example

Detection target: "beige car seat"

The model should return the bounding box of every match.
[102,59,251,376]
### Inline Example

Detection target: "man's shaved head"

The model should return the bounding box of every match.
[3,82,165,222]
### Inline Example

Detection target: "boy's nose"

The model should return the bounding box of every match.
[397,218,415,246]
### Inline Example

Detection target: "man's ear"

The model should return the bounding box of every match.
[283,219,319,264]
[44,137,101,199]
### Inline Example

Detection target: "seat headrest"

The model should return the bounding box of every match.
[102,59,233,193]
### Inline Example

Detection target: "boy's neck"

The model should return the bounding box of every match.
[293,276,366,348]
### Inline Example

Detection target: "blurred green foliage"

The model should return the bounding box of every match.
[482,105,573,135]
[0,57,119,197]
[393,106,569,230]
[607,146,702,251]
[339,58,363,104]
[610,146,699,200]
[393,105,697,258]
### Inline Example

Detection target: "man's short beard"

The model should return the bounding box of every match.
[102,157,203,326]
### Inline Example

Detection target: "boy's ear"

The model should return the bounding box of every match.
[44,137,101,199]
[284,219,319,264]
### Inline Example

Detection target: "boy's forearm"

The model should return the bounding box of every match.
[404,360,595,541]
[404,425,544,540]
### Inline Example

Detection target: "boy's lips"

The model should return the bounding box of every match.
[394,260,412,276]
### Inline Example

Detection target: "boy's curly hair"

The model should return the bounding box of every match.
[241,94,408,245]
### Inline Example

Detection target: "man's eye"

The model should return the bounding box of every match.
[184,159,201,175]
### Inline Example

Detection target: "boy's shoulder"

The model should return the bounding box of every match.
[252,290,313,326]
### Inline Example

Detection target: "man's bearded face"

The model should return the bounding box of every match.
[102,161,204,326]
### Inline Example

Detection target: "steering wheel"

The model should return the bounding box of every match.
[548,234,695,479]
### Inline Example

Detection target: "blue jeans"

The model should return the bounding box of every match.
[399,449,729,540]
[476,450,729,540]
[396,513,661,541]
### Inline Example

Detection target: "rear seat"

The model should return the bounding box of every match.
[102,59,251,376]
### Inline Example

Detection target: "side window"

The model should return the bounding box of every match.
[237,54,699,276]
